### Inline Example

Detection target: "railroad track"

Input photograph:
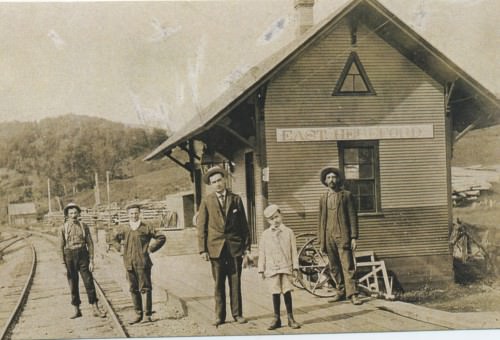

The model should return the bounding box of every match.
[0,236,35,340]
[0,231,130,340]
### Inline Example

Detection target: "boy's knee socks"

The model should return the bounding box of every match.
[272,294,281,316]
[284,291,293,314]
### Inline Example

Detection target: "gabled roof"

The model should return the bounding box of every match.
[8,202,37,215]
[144,0,499,161]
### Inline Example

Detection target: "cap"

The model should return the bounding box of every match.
[63,202,81,216]
[263,204,280,219]
[203,166,228,185]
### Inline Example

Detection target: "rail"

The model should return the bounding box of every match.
[0,239,36,340]
[25,230,129,338]
[93,280,129,338]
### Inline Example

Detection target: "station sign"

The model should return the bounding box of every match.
[276,124,434,142]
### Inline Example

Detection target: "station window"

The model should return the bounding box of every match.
[332,52,375,96]
[338,141,380,213]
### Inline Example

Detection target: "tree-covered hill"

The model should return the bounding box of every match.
[0,114,168,196]
[0,114,191,221]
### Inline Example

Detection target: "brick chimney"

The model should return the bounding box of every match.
[294,0,315,36]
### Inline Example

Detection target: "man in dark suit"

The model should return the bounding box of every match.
[318,167,362,305]
[197,166,250,327]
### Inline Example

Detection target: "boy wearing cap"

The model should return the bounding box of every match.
[258,204,301,330]
[114,203,166,324]
[197,166,250,327]
[59,203,106,319]
[318,167,362,305]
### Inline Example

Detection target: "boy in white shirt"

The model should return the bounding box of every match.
[258,204,301,330]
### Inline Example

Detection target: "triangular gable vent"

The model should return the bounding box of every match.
[333,52,375,96]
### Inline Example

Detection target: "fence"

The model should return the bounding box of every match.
[43,203,180,230]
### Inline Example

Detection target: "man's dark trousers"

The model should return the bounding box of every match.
[127,265,153,316]
[326,233,357,298]
[64,247,97,306]
[210,243,243,322]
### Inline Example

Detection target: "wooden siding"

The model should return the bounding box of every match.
[280,205,449,257]
[263,19,449,266]
[385,254,453,290]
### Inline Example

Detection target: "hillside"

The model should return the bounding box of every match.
[43,157,191,212]
[0,114,189,222]
[452,125,500,166]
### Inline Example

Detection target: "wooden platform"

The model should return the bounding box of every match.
[146,250,500,336]
[89,235,500,337]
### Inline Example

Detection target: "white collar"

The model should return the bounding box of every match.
[129,220,141,231]
[271,224,284,232]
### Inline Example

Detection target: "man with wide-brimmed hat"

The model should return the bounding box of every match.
[197,166,250,327]
[59,202,106,318]
[114,202,166,324]
[318,167,363,305]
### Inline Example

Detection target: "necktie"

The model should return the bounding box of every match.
[218,194,226,211]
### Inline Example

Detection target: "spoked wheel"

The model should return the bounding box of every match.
[294,233,336,297]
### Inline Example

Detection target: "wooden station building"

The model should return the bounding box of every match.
[145,0,499,289]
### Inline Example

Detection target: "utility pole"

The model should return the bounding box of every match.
[106,171,111,208]
[47,178,52,213]
[106,170,111,230]
[94,172,101,206]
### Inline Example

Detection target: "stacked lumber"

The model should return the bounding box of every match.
[452,165,500,206]
[43,199,179,229]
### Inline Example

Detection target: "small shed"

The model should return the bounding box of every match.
[8,202,37,226]
[145,0,499,289]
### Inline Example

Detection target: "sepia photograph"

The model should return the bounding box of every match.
[0,1,498,340]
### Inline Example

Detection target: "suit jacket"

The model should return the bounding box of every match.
[114,221,166,270]
[318,189,358,252]
[197,190,250,258]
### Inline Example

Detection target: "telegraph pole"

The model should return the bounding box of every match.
[106,170,111,230]
[47,178,52,213]
[94,172,101,206]
[106,171,111,208]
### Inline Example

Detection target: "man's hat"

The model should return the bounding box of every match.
[63,202,81,216]
[263,204,280,219]
[320,167,343,186]
[126,202,142,210]
[203,166,228,185]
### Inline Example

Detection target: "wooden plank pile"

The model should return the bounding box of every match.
[452,165,500,206]
[43,199,180,229]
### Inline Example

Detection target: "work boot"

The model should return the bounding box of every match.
[129,311,143,325]
[351,294,363,305]
[234,316,248,324]
[267,316,281,330]
[70,306,82,319]
[131,291,142,312]
[142,315,153,323]
[328,293,346,303]
[287,313,301,329]
[92,302,106,318]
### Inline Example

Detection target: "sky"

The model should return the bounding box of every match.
[0,0,498,131]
